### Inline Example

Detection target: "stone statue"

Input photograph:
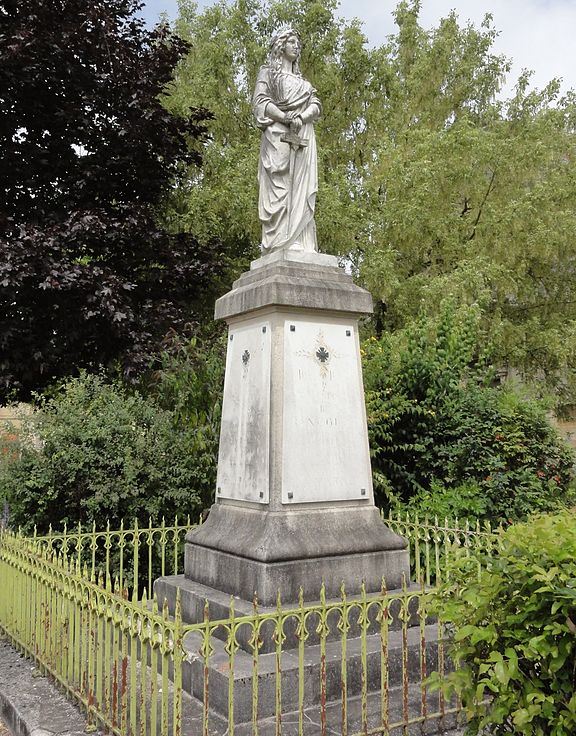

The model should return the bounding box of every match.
[252,28,322,252]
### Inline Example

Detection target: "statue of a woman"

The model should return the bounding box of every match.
[252,28,321,252]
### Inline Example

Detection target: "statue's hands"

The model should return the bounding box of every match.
[282,112,302,133]
[300,104,320,125]
[289,115,303,134]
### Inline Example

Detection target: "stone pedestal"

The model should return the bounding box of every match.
[153,251,414,724]
[183,250,409,606]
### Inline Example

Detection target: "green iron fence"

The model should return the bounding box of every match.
[0,514,500,734]
[0,530,180,735]
[384,511,502,585]
[33,511,501,597]
[34,517,194,598]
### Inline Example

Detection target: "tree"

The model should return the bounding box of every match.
[166,0,576,406]
[0,0,226,401]
[359,4,576,405]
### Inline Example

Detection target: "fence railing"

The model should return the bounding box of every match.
[0,528,467,736]
[32,511,501,597]
[33,517,194,598]
[384,511,502,585]
[0,530,179,735]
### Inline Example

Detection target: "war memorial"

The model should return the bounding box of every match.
[153,27,432,725]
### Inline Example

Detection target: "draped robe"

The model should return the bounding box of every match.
[252,66,321,252]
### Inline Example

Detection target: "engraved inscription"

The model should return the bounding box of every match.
[282,319,372,503]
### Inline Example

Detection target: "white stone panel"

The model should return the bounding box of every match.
[216,320,271,503]
[281,318,372,504]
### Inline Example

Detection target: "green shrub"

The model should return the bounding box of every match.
[0,371,219,533]
[363,303,575,522]
[402,479,491,522]
[144,329,226,432]
[432,511,576,735]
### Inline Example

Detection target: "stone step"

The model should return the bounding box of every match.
[155,574,432,654]
[230,682,462,736]
[177,679,462,735]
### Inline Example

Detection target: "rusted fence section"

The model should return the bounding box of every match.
[0,530,178,735]
[0,527,470,736]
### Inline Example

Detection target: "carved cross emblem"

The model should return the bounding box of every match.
[316,346,329,363]
[294,329,342,380]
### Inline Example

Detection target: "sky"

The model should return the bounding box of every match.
[141,0,576,97]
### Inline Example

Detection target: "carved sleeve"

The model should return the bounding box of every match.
[252,66,275,129]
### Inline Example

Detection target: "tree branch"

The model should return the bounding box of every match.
[468,169,496,241]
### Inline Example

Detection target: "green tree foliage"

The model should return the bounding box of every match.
[0,0,226,401]
[432,511,576,735]
[363,304,575,521]
[0,372,220,533]
[167,0,576,402]
[142,328,226,456]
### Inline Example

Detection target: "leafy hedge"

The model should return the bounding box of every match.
[432,511,576,735]
[363,304,575,522]
[0,368,222,533]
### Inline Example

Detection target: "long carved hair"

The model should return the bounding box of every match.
[267,27,302,103]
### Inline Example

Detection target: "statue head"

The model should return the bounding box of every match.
[267,27,302,75]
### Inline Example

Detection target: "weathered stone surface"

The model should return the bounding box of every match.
[183,503,410,605]
[184,256,409,609]
[185,543,409,606]
[251,250,339,270]
[186,505,406,562]
[253,29,321,253]
[214,259,373,321]
[155,576,423,653]
[280,315,372,504]
[215,308,379,509]
[216,319,272,504]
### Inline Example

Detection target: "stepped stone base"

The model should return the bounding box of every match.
[152,599,446,724]
[154,576,423,655]
[183,504,410,606]
[151,577,456,730]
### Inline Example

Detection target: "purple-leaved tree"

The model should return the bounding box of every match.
[0,0,224,400]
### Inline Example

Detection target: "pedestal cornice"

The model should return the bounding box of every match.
[186,504,406,563]
[215,259,373,321]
